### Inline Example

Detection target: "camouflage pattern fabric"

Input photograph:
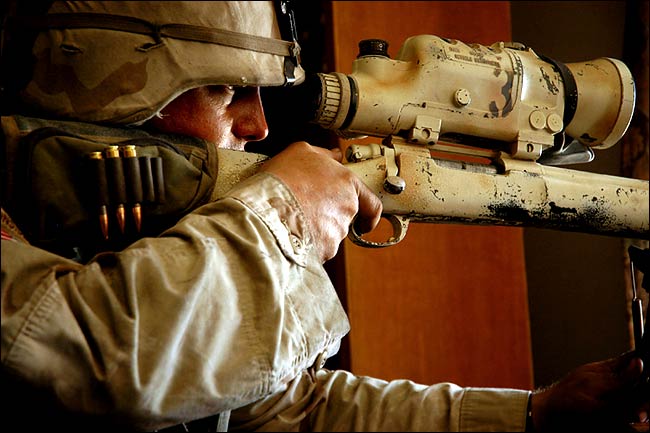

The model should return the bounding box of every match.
[19,1,304,125]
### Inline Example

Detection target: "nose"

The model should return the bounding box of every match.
[233,87,269,142]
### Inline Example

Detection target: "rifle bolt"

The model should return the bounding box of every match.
[384,176,406,194]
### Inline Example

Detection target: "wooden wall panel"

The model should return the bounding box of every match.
[329,1,534,389]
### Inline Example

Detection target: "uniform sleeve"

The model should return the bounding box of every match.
[229,364,531,432]
[1,172,350,431]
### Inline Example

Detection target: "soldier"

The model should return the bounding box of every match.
[1,1,647,432]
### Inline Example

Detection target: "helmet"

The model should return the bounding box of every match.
[12,1,304,125]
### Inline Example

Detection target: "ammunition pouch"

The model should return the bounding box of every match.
[2,115,219,261]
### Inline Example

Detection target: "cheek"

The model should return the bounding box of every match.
[151,90,232,145]
[190,105,231,146]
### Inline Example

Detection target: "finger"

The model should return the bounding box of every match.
[354,180,383,234]
[612,351,644,384]
[329,146,343,162]
[308,144,343,161]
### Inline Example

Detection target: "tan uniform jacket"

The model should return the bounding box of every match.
[2,153,530,432]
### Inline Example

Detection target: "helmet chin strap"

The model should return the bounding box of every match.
[274,0,302,86]
[10,12,298,56]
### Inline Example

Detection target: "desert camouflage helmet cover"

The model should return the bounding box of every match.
[19,1,304,125]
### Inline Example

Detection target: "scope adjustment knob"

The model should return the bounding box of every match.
[358,39,390,58]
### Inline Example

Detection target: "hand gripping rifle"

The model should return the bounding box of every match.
[214,35,649,247]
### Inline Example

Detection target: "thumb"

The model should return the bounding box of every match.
[612,351,644,385]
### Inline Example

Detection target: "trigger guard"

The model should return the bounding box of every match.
[348,214,410,248]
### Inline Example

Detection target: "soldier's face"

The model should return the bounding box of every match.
[147,85,269,151]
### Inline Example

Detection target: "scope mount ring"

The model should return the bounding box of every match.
[348,214,410,248]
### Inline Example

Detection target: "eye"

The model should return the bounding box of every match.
[204,85,236,106]
[207,85,235,95]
